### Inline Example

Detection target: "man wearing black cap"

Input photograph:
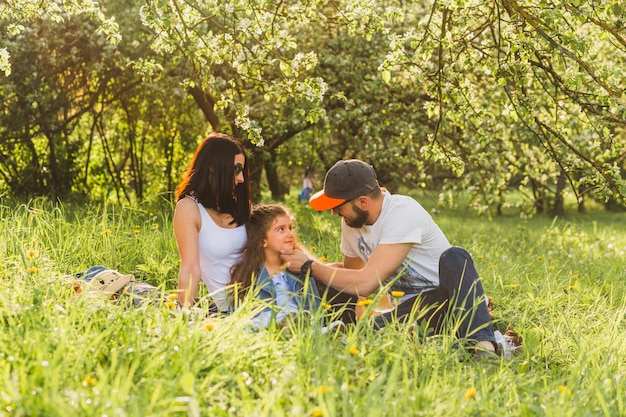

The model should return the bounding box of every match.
[280,159,500,356]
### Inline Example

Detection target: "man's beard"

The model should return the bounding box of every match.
[344,204,369,228]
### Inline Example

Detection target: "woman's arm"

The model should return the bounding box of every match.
[173,198,202,306]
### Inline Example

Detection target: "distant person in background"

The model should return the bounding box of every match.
[281,159,503,358]
[230,204,320,327]
[299,167,316,203]
[174,133,251,310]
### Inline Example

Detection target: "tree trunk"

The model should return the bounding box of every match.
[551,171,566,217]
[265,149,288,200]
[531,180,545,215]
[188,87,220,131]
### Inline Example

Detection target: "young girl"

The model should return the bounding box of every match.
[174,133,251,310]
[230,204,320,327]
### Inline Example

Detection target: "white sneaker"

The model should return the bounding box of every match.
[321,320,345,335]
[494,330,520,360]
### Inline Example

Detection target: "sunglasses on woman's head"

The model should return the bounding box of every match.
[234,163,244,176]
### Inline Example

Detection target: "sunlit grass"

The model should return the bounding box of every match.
[0,196,625,416]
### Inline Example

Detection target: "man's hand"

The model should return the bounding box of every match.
[280,249,311,272]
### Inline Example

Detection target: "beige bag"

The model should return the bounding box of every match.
[86,269,133,298]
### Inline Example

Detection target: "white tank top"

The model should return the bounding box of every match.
[194,198,247,311]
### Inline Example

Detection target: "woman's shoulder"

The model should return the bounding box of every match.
[174,196,202,226]
[176,195,200,210]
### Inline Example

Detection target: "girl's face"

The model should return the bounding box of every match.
[234,153,245,186]
[263,215,295,255]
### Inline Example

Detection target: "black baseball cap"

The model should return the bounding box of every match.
[309,159,378,211]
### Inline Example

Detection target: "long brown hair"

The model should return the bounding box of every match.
[230,204,301,300]
[176,132,251,225]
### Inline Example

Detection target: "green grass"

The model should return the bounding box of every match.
[1,195,625,416]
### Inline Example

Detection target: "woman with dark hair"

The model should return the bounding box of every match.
[174,133,252,309]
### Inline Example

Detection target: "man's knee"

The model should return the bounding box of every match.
[440,246,469,264]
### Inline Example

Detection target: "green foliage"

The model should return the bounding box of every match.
[1,197,625,416]
[0,0,207,203]
[1,0,625,213]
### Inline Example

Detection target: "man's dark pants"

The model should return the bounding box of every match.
[320,247,496,345]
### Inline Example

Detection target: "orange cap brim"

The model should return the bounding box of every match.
[309,190,346,211]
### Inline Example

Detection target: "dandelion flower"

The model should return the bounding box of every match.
[321,302,331,309]
[167,293,178,301]
[82,376,97,386]
[318,385,331,394]
[348,347,359,355]
[203,322,215,331]
[164,301,177,309]
[557,385,571,395]
[101,229,112,237]
[319,256,327,262]
[391,291,405,298]
[26,249,39,259]
[357,299,373,306]
[26,267,38,274]
[311,408,324,417]
[464,387,477,399]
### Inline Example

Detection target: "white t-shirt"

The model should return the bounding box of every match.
[302,176,314,190]
[340,191,451,298]
[195,199,247,311]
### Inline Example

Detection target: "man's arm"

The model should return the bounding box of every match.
[281,243,412,296]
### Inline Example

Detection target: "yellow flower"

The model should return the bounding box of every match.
[566,285,576,291]
[319,256,328,262]
[82,376,97,386]
[167,293,178,301]
[537,255,543,260]
[26,267,38,274]
[133,229,140,234]
[152,223,159,228]
[164,301,177,309]
[391,291,405,298]
[557,385,571,395]
[508,284,518,289]
[572,274,578,279]
[348,347,359,355]
[321,302,331,309]
[26,249,39,259]
[101,229,112,237]
[318,385,332,394]
[203,322,215,331]
[357,299,373,306]
[311,408,324,417]
[548,265,555,270]
[464,387,477,399]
